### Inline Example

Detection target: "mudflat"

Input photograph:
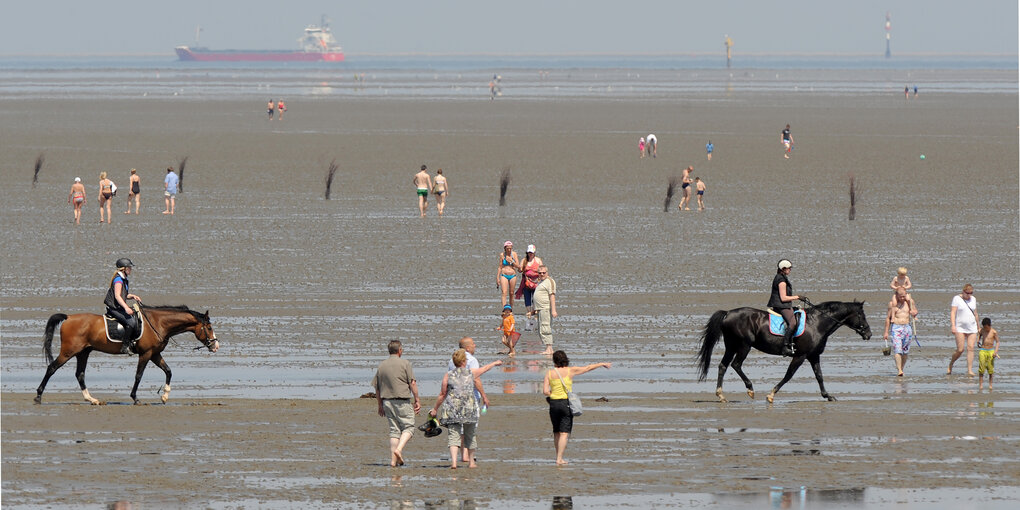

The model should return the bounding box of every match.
[3,391,1017,508]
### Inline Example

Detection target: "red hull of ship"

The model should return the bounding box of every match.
[175,47,344,62]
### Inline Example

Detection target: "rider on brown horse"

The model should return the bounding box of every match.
[105,258,143,354]
[769,259,807,357]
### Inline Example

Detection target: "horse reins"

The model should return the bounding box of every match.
[800,298,869,337]
[138,305,216,351]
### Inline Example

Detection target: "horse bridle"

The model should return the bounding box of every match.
[137,307,217,351]
[801,298,870,338]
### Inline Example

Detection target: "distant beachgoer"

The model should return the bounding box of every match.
[497,241,520,309]
[904,86,909,99]
[124,169,140,214]
[267,99,275,120]
[372,340,421,467]
[678,166,693,211]
[98,172,114,223]
[639,137,646,159]
[769,259,805,357]
[695,177,707,211]
[413,165,431,217]
[884,288,918,377]
[781,124,793,158]
[433,169,448,216]
[706,141,714,161]
[516,245,544,331]
[497,305,518,357]
[646,134,657,158]
[948,284,978,376]
[543,350,611,465]
[489,80,496,100]
[913,86,918,98]
[533,265,557,355]
[277,100,286,120]
[163,167,178,215]
[68,177,86,224]
[977,318,999,390]
[429,348,501,469]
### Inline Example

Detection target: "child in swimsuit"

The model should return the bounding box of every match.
[496,305,518,357]
[977,318,1000,390]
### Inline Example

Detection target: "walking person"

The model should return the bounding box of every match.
[429,348,502,469]
[781,124,794,158]
[163,167,178,215]
[445,336,501,464]
[276,99,286,120]
[124,169,140,214]
[68,177,86,225]
[534,265,557,355]
[948,284,979,376]
[372,340,421,467]
[98,172,115,223]
[542,350,611,465]
[977,318,1000,390]
[433,168,448,216]
[706,140,714,161]
[694,177,707,211]
[516,245,544,331]
[267,99,275,120]
[678,166,693,211]
[646,133,657,158]
[883,288,918,376]
[413,165,432,217]
[639,137,646,159]
[497,241,520,309]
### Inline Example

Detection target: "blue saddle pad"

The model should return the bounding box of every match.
[769,310,806,337]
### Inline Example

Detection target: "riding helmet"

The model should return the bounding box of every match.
[115,258,134,268]
[777,259,792,270]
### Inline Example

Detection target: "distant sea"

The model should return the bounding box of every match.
[0,54,1015,99]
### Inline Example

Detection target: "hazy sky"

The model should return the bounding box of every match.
[3,0,1016,56]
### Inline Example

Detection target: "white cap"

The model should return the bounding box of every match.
[777,259,792,270]
[74,177,81,182]
[526,244,536,253]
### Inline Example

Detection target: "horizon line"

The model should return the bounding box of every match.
[0,51,1017,59]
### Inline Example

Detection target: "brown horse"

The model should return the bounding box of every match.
[35,305,219,405]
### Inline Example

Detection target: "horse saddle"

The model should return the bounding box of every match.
[103,315,144,342]
[767,309,806,337]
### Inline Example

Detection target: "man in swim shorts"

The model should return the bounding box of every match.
[678,166,693,211]
[695,177,707,211]
[883,288,918,376]
[413,165,432,217]
[977,318,999,390]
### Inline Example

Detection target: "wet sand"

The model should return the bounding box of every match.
[1,81,1018,507]
[3,391,1018,508]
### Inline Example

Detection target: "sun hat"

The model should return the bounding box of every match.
[526,245,535,253]
[503,305,512,311]
[74,177,81,182]
[777,259,792,270]
[504,241,513,247]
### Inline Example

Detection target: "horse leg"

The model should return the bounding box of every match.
[766,356,807,403]
[715,349,736,402]
[150,353,172,404]
[73,349,102,405]
[808,355,836,401]
[35,353,73,404]
[730,346,755,399]
[129,352,154,405]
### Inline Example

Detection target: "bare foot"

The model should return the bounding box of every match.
[946,367,953,375]
[450,465,457,470]
[897,372,904,377]
[556,460,568,466]
[968,372,976,377]
[394,450,404,466]
[162,211,170,214]
[469,462,477,468]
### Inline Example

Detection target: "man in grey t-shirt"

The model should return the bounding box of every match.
[372,340,420,467]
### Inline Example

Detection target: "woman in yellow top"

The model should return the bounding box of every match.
[542,350,611,465]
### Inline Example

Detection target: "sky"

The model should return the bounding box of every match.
[2,0,1016,56]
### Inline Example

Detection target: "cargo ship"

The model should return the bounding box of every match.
[175,17,344,62]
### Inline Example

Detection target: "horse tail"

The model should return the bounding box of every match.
[697,310,728,381]
[43,313,67,365]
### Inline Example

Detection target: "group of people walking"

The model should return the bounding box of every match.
[67,167,179,223]
[412,165,448,217]
[372,337,611,468]
[497,242,556,355]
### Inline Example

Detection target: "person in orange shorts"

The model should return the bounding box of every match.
[496,305,518,357]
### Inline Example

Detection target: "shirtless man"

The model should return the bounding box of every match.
[884,288,919,376]
[413,165,432,217]
[646,133,657,158]
[977,318,1000,390]
[677,166,693,211]
[781,124,794,158]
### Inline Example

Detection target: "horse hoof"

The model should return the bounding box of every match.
[766,393,775,404]
[718,395,728,403]
[161,394,169,404]
[747,390,755,399]
[33,396,42,405]
[825,395,837,402]
[133,400,142,406]
[88,400,102,406]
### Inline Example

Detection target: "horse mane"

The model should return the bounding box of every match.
[139,304,207,320]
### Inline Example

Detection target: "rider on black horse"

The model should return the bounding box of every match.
[769,259,806,357]
[105,258,144,354]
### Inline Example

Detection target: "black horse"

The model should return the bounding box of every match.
[696,300,871,403]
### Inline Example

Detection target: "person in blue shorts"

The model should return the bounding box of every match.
[163,167,179,215]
